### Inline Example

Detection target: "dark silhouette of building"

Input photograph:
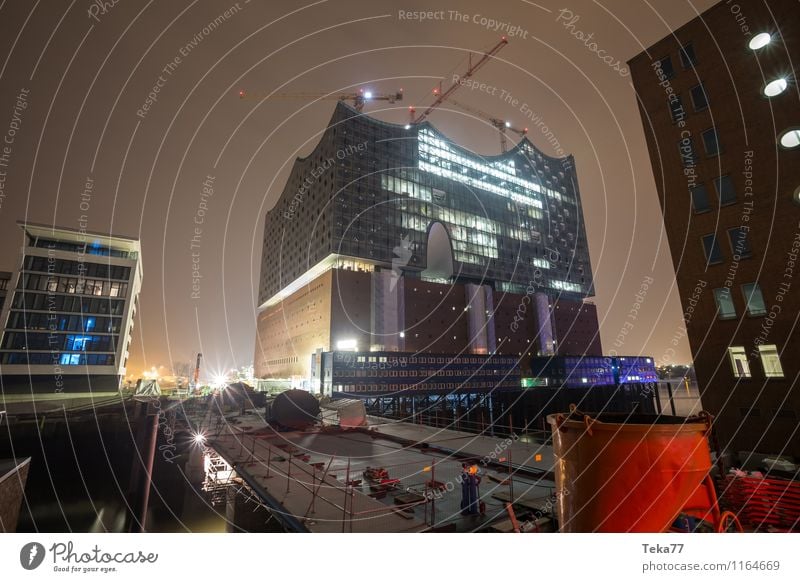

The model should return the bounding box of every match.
[629,0,799,457]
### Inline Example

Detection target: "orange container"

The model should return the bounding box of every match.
[547,409,719,532]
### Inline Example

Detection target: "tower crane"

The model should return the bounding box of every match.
[446,97,528,153]
[409,36,508,126]
[238,87,403,112]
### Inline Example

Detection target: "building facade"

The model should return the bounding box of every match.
[629,0,799,457]
[0,222,142,392]
[255,101,601,388]
[0,271,10,312]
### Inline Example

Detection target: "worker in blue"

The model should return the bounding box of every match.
[460,463,482,515]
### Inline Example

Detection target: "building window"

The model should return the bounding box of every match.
[728,347,751,378]
[657,56,674,78]
[690,184,710,213]
[679,43,697,68]
[758,344,784,378]
[727,226,752,258]
[713,288,737,319]
[679,136,696,167]
[702,127,721,156]
[690,83,709,111]
[702,234,723,265]
[669,96,685,123]
[714,175,737,205]
[741,283,767,316]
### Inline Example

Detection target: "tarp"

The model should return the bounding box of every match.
[134,379,161,396]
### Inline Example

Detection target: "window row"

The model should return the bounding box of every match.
[678,125,719,166]
[702,227,752,265]
[713,283,767,319]
[690,175,737,212]
[12,292,125,315]
[31,237,136,259]
[336,368,513,379]
[24,255,131,281]
[6,311,122,333]
[332,380,517,393]
[1,332,116,352]
[728,344,784,379]
[0,351,115,366]
[20,274,128,297]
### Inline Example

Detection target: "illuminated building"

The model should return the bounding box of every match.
[255,101,601,390]
[0,222,142,392]
[629,0,799,456]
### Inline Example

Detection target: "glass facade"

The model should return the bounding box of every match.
[259,102,594,306]
[0,225,140,376]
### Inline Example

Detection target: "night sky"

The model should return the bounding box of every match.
[0,0,718,378]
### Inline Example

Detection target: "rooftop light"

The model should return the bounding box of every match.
[749,32,771,50]
[779,129,800,149]
[763,78,788,97]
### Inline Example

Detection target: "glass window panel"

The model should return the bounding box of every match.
[741,283,767,316]
[713,288,736,319]
[758,344,784,378]
[728,346,751,378]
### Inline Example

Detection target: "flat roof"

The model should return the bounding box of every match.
[18,221,141,254]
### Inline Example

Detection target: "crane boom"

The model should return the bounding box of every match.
[447,97,528,153]
[411,37,508,125]
[239,88,403,112]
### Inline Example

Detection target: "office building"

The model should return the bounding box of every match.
[629,0,799,456]
[0,222,143,392]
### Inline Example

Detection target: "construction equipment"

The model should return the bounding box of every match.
[239,88,403,112]
[409,36,508,125]
[193,352,202,388]
[447,97,528,152]
[547,408,733,533]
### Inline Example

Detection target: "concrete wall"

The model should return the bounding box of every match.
[0,458,30,533]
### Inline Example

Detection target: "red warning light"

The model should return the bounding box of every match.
[238,90,245,98]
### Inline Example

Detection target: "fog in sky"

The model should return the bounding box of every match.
[0,0,718,377]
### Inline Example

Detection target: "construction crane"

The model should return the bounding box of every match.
[238,88,403,112]
[409,36,508,126]
[447,97,528,153]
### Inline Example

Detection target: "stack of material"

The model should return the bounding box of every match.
[717,472,800,531]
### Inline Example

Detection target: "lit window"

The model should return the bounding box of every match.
[748,32,772,50]
[679,43,697,68]
[702,127,721,156]
[702,234,724,265]
[779,129,800,149]
[713,288,736,319]
[741,283,767,316]
[728,347,751,378]
[690,184,710,213]
[758,344,784,378]
[714,175,737,205]
[727,226,752,258]
[763,78,788,97]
